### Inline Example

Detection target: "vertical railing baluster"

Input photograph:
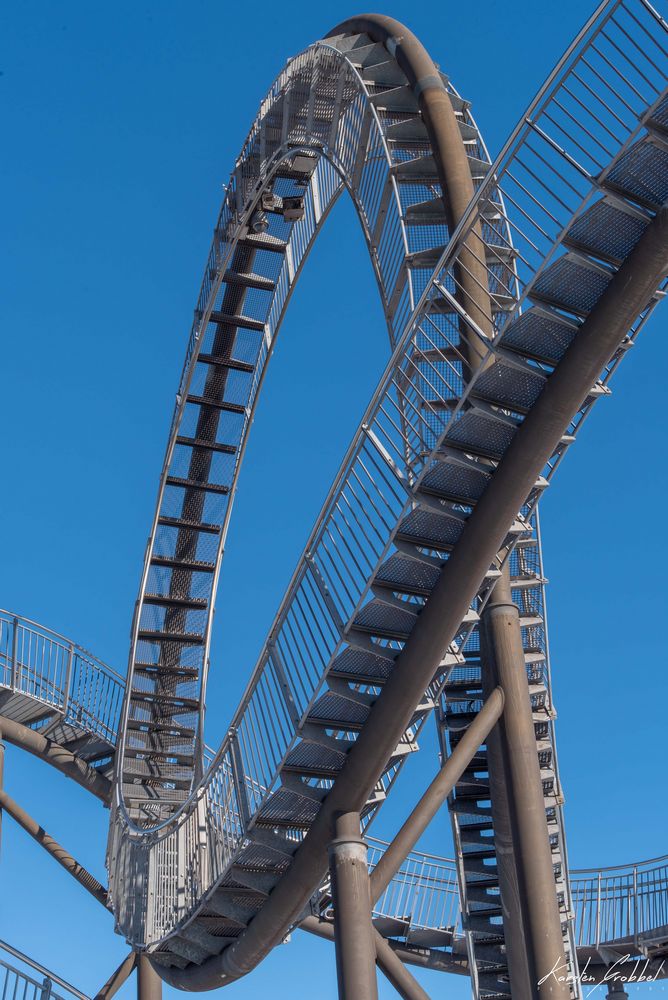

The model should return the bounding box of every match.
[62,643,74,717]
[633,865,638,948]
[11,618,19,692]
[595,872,602,949]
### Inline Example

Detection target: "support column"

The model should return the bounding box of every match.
[481,568,569,999]
[0,722,4,854]
[606,982,628,1000]
[481,588,534,1000]
[328,811,378,1000]
[137,956,162,1000]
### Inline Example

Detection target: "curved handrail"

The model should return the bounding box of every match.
[366,839,668,952]
[0,610,123,746]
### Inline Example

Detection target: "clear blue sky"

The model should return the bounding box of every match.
[1,1,667,997]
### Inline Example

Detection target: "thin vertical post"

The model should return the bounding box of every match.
[137,955,162,1000]
[11,618,19,691]
[62,642,75,716]
[329,811,378,1000]
[40,978,53,1000]
[0,722,4,854]
[481,568,570,999]
[596,873,602,949]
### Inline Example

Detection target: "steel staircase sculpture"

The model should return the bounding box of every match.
[2,0,667,995]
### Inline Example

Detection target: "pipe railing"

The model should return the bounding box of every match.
[0,611,124,746]
[364,839,668,956]
[0,940,88,1000]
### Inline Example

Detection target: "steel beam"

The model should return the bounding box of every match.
[329,811,378,1000]
[152,80,668,1000]
[94,953,137,1000]
[480,650,534,999]
[301,915,437,999]
[0,788,108,906]
[369,687,504,901]
[482,569,569,998]
[0,723,4,854]
[137,955,162,1000]
[0,715,111,804]
[372,930,429,1000]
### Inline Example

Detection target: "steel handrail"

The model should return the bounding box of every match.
[0,939,89,1000]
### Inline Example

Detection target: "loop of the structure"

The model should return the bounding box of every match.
[99,1,668,988]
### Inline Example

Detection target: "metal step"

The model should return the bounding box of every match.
[222,270,275,291]
[328,646,395,684]
[142,593,209,610]
[123,758,193,788]
[137,629,205,645]
[150,554,215,573]
[255,787,321,829]
[369,85,419,113]
[603,135,668,209]
[395,506,466,550]
[164,475,230,496]
[282,741,346,778]
[470,361,546,415]
[197,353,254,373]
[184,394,245,414]
[126,719,196,739]
[175,436,236,456]
[443,410,517,461]
[208,310,264,331]
[407,243,514,270]
[420,460,491,506]
[391,154,439,182]
[359,60,408,88]
[124,747,196,767]
[563,196,649,266]
[130,691,199,712]
[530,253,612,318]
[351,599,419,640]
[307,692,371,731]
[374,552,440,596]
[239,232,287,254]
[133,662,200,680]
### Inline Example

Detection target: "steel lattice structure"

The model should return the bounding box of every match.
[1,2,667,998]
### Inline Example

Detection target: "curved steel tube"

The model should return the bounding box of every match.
[0,716,111,804]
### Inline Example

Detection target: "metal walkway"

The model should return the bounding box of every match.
[2,0,667,995]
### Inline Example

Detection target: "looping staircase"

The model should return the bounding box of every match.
[101,2,668,982]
